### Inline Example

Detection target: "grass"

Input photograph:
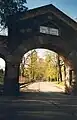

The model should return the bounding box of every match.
[52,81,65,89]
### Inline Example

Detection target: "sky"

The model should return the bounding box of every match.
[24,48,50,58]
[0,0,77,68]
[26,0,77,19]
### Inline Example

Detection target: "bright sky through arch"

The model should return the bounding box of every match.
[0,58,5,70]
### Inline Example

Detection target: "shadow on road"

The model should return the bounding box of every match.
[0,91,77,120]
[20,91,68,99]
[0,82,77,120]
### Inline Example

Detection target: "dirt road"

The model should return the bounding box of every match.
[21,81,64,92]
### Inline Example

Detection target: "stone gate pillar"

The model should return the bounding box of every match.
[69,50,77,95]
[4,62,19,96]
[72,68,77,95]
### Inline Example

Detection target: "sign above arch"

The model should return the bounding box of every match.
[40,26,59,36]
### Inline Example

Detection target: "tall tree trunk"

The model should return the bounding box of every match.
[64,64,67,90]
[57,55,62,82]
[69,70,72,86]
[64,64,66,82]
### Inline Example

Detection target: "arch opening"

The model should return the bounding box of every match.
[0,58,6,95]
[19,48,74,95]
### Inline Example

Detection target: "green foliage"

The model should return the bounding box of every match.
[0,0,27,27]
[44,52,57,81]
[20,50,38,83]
[20,50,59,83]
[36,58,45,80]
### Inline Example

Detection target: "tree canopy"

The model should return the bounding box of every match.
[0,0,27,27]
[20,49,59,83]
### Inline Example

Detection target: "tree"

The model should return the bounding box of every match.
[20,49,64,84]
[0,0,27,28]
[20,56,26,77]
[57,55,62,82]
[44,51,57,81]
[36,58,45,80]
[30,50,38,81]
[20,50,38,82]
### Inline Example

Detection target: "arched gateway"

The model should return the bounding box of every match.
[0,4,77,95]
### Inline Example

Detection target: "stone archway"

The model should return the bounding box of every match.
[19,48,75,94]
[13,33,75,95]
[3,33,77,95]
[3,4,77,95]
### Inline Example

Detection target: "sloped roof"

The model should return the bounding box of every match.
[20,4,77,30]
